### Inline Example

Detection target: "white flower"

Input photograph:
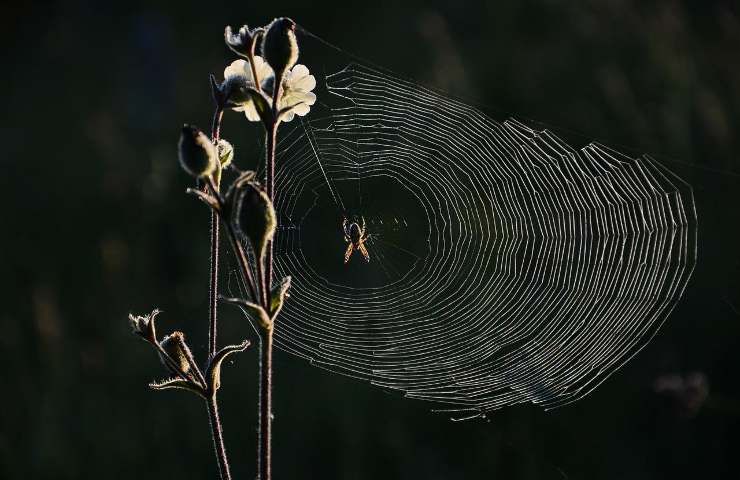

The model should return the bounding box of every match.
[223,56,274,121]
[223,56,316,123]
[279,64,317,122]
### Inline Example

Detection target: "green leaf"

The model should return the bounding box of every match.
[149,377,206,398]
[246,87,273,124]
[215,139,234,169]
[206,340,250,396]
[185,187,220,210]
[220,296,272,330]
[270,276,291,318]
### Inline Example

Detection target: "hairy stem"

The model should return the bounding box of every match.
[248,51,262,95]
[256,80,281,480]
[206,110,232,480]
[208,209,220,359]
[258,328,273,480]
[207,395,232,480]
[264,121,277,291]
[208,107,223,359]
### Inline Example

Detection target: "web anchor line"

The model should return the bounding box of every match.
[300,117,346,214]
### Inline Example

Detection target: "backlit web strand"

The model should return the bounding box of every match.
[264,62,696,419]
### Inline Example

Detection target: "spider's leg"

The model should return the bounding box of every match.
[344,235,351,243]
[344,242,353,264]
[358,242,370,262]
[361,216,366,232]
[342,217,348,236]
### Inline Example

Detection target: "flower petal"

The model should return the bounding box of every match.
[281,110,296,123]
[293,74,316,92]
[288,65,316,92]
[224,59,248,80]
[292,103,311,116]
[243,102,263,122]
[252,56,275,84]
[290,64,309,78]
[301,91,317,106]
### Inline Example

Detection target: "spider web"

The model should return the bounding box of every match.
[233,57,697,419]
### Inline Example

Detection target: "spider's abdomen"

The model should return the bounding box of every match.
[349,223,362,244]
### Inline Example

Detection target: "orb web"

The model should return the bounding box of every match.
[248,62,696,418]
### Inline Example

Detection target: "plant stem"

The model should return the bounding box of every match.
[258,327,273,480]
[208,209,220,359]
[212,108,223,143]
[206,108,232,480]
[257,84,280,480]
[208,107,223,360]
[265,121,277,291]
[207,395,232,480]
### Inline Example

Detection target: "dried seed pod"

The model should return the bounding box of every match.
[159,331,194,378]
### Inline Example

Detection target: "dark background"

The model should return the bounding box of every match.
[2,0,740,478]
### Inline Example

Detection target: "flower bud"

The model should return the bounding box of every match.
[261,17,298,79]
[215,139,234,169]
[178,125,217,178]
[225,25,263,58]
[159,331,194,378]
[211,73,250,110]
[231,181,276,261]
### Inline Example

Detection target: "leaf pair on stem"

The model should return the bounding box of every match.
[129,310,250,399]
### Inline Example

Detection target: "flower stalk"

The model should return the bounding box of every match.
[129,17,310,480]
[207,394,231,480]
[207,105,229,480]
[208,106,224,360]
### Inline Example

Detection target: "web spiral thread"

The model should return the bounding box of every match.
[258,63,698,418]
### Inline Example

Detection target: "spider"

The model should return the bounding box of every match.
[342,216,370,263]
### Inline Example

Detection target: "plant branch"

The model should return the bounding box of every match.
[257,74,281,480]
[207,107,224,360]
[258,326,273,480]
[207,394,232,480]
[264,115,278,302]
[212,108,224,143]
[248,51,262,95]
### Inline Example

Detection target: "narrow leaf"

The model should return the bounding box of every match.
[149,377,206,398]
[206,340,250,395]
[270,276,292,318]
[186,187,220,210]
[221,295,272,330]
[246,87,273,124]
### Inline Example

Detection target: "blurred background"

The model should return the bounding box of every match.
[2,0,739,478]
